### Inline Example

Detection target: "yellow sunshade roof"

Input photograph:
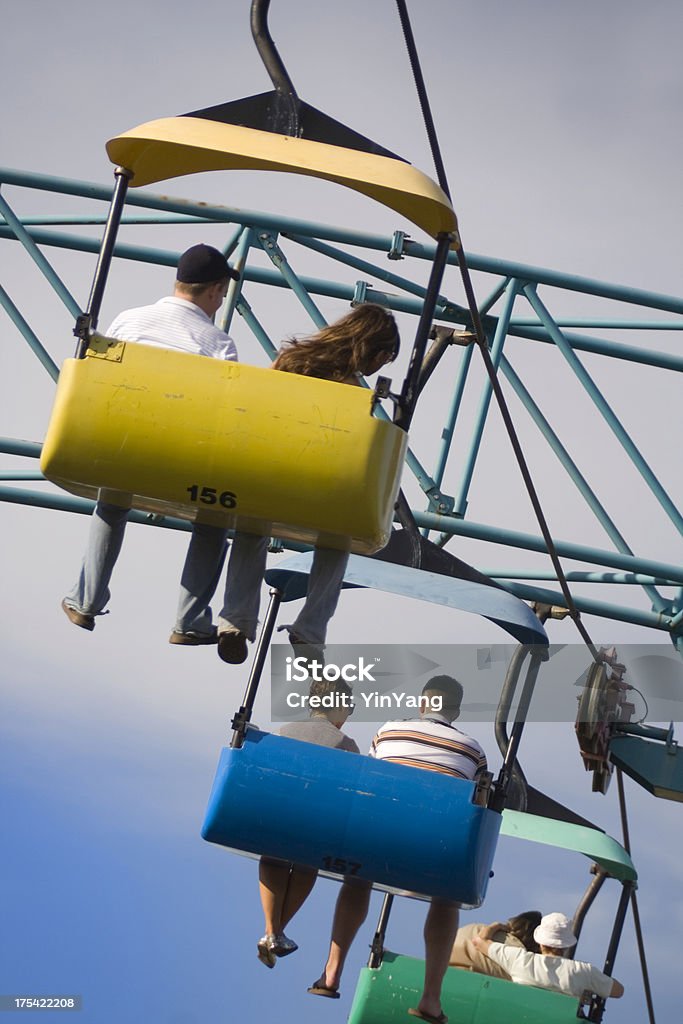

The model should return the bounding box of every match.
[106,116,458,242]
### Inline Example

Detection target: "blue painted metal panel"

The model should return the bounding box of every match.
[202,729,501,906]
[265,552,549,647]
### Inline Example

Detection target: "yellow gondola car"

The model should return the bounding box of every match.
[40,105,456,550]
[41,334,407,553]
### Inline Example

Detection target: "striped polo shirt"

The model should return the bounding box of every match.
[106,296,237,361]
[369,713,487,780]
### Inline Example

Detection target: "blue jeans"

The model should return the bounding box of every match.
[219,532,350,647]
[66,506,348,645]
[65,501,228,636]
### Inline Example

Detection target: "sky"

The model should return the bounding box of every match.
[1,2,682,1023]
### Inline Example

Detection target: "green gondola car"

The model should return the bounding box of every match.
[347,813,637,1024]
[348,951,582,1024]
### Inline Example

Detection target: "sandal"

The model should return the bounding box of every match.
[307,978,340,999]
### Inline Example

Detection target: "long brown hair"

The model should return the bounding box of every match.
[272,304,400,382]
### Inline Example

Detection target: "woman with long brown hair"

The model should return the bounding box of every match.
[272,303,400,382]
[216,303,401,664]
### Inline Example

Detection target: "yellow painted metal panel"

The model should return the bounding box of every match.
[40,340,407,554]
[106,117,458,242]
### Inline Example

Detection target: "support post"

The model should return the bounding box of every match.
[493,647,546,810]
[395,232,452,431]
[368,893,394,968]
[231,587,282,747]
[571,865,607,945]
[453,279,518,517]
[218,226,253,335]
[587,881,633,1022]
[75,166,132,355]
[257,231,327,328]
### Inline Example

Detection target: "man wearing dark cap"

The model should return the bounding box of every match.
[105,243,239,359]
[62,244,240,642]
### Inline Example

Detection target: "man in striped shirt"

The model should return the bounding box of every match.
[62,244,240,641]
[309,676,487,1024]
[370,679,487,781]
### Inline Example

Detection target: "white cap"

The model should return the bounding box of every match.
[533,912,577,949]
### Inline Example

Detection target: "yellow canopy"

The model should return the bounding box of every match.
[107,116,458,242]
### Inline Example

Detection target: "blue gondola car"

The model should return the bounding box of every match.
[202,728,501,906]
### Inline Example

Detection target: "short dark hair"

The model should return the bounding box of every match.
[421,675,463,709]
[309,678,353,702]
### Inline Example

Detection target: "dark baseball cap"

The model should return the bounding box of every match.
[176,244,240,284]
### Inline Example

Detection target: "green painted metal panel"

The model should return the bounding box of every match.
[500,810,637,882]
[347,952,580,1024]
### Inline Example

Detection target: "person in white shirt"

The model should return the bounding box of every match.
[308,676,488,1024]
[472,911,624,1001]
[62,244,240,641]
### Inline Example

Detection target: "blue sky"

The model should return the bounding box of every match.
[2,2,682,1022]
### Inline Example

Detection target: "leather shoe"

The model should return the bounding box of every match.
[217,629,248,664]
[61,599,95,631]
[169,628,218,646]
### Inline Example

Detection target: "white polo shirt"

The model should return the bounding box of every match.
[106,296,237,361]
[369,713,487,780]
[485,942,615,1000]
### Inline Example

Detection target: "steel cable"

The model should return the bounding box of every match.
[394,0,600,662]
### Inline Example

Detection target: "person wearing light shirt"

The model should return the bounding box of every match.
[472,912,624,1001]
[62,244,240,642]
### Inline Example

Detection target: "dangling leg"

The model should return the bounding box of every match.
[258,857,291,938]
[257,858,314,966]
[410,900,460,1024]
[280,864,318,931]
[309,877,371,997]
[216,531,269,663]
[288,547,350,647]
[63,501,130,628]
[259,858,317,936]
[171,522,228,643]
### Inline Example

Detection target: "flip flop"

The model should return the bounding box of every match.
[407,1008,448,1024]
[307,979,340,999]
